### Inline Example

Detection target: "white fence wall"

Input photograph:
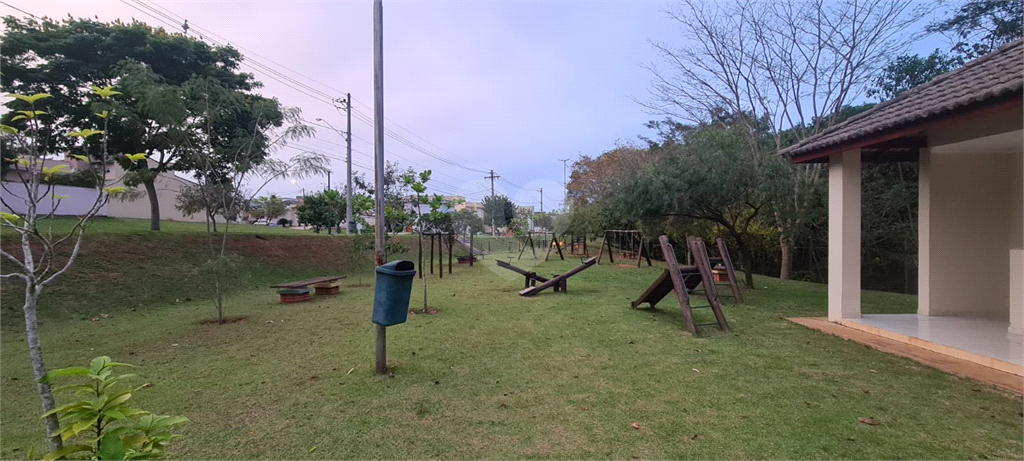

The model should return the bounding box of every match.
[0,182,108,217]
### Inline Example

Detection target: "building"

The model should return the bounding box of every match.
[1,153,206,223]
[779,40,1023,376]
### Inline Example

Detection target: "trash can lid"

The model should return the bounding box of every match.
[375,260,416,276]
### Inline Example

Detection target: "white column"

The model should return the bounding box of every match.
[828,150,861,321]
[1010,250,1023,335]
[918,148,931,316]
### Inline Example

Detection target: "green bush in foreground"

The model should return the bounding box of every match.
[39,357,187,460]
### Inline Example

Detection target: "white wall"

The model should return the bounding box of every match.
[104,167,206,223]
[922,138,1023,320]
[1,182,107,216]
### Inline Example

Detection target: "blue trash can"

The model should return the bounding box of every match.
[372,260,416,326]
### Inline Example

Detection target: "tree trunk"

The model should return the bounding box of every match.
[779,234,793,280]
[144,179,161,231]
[23,285,62,452]
[733,235,756,289]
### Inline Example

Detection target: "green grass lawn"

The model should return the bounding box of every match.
[1,241,1021,459]
[0,216,318,239]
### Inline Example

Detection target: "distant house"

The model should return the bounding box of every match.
[779,40,1022,375]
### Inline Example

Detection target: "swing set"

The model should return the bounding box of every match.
[517,231,565,261]
[596,230,652,267]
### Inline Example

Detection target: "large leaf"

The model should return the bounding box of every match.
[97,432,127,460]
[10,93,52,105]
[40,444,92,461]
[89,356,113,375]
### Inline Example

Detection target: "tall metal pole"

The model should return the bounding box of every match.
[346,93,355,234]
[559,158,570,211]
[373,0,387,375]
[538,188,543,213]
[485,170,499,236]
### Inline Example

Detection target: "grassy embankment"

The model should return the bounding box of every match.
[1,219,1021,459]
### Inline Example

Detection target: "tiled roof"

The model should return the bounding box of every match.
[780,39,1024,161]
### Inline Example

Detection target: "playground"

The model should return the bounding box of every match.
[1,229,1021,459]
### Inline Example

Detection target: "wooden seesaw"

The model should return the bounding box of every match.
[496,257,598,296]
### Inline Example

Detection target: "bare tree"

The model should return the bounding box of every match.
[187,83,328,324]
[644,0,926,279]
[0,88,125,451]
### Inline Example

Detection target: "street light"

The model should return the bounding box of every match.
[316,114,354,233]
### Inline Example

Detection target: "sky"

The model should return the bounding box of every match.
[1,0,953,210]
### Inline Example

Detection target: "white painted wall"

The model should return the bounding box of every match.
[922,135,1023,320]
[103,163,206,223]
[1,182,107,216]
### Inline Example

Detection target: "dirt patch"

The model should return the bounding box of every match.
[199,316,247,325]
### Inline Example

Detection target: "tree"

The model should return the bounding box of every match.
[869,50,962,100]
[0,88,124,452]
[612,120,773,288]
[380,161,416,234]
[451,209,484,236]
[532,212,555,231]
[645,0,927,279]
[175,182,246,233]
[296,192,339,233]
[483,194,516,234]
[250,194,286,224]
[927,0,1024,60]
[1,17,284,231]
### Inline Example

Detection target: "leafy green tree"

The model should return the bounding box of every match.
[1,17,285,231]
[380,162,416,234]
[451,208,484,236]
[532,212,555,231]
[297,192,339,233]
[611,120,773,288]
[927,0,1023,60]
[870,50,963,100]
[250,194,286,224]
[174,182,246,233]
[482,194,516,235]
[0,88,125,452]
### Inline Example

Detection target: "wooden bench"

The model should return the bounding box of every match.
[270,276,346,302]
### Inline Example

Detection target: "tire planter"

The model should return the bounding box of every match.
[312,282,340,296]
[277,288,311,303]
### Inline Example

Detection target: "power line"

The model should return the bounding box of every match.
[0,1,39,19]
[139,0,491,176]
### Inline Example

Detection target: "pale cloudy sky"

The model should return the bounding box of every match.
[1,0,948,208]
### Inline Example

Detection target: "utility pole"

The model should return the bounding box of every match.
[559,158,570,212]
[538,188,543,213]
[484,169,499,236]
[317,96,354,233]
[345,93,354,234]
[373,0,387,375]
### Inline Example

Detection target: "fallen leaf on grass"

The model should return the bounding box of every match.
[691,368,700,373]
[580,406,588,411]
[858,417,880,426]
[631,422,640,430]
